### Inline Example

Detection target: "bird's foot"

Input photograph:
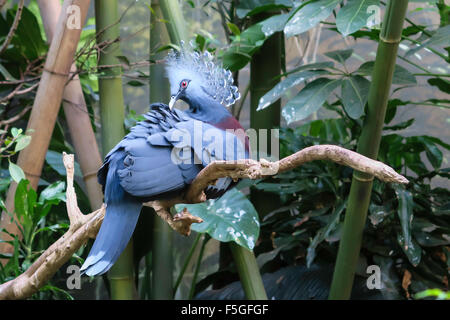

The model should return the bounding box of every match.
[173,208,203,236]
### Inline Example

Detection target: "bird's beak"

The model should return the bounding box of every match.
[169,92,181,110]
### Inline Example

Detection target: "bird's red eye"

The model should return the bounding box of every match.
[181,80,188,88]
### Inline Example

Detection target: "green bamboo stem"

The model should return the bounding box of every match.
[230,242,268,300]
[220,12,282,302]
[149,0,188,300]
[173,232,201,296]
[139,253,152,299]
[159,0,188,44]
[95,0,136,300]
[329,0,410,300]
[188,234,208,299]
[249,12,282,218]
[151,216,173,299]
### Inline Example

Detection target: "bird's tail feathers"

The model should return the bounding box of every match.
[81,153,142,276]
[80,196,141,276]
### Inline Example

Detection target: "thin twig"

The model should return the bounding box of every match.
[0,106,32,126]
[0,0,24,55]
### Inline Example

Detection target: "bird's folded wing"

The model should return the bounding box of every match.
[148,118,248,197]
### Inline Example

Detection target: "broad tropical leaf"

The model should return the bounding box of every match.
[257,70,328,110]
[284,0,340,38]
[341,75,370,119]
[336,0,380,36]
[282,78,342,124]
[175,189,260,250]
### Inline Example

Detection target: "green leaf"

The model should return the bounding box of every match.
[394,186,421,266]
[9,7,47,59]
[11,128,21,138]
[336,0,380,36]
[35,223,69,235]
[428,78,450,94]
[39,181,66,204]
[227,22,241,36]
[175,189,260,250]
[418,136,443,169]
[195,34,206,51]
[397,233,422,266]
[236,0,292,18]
[281,61,334,78]
[341,75,370,119]
[222,24,266,71]
[45,151,82,177]
[8,161,25,183]
[14,135,31,152]
[259,13,290,37]
[257,70,328,110]
[384,118,415,131]
[0,64,17,81]
[282,78,342,124]
[307,201,346,267]
[284,0,340,38]
[356,61,416,85]
[406,25,450,57]
[116,55,131,66]
[14,179,30,220]
[415,289,450,300]
[324,49,353,64]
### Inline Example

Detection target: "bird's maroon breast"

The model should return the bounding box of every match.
[212,116,251,154]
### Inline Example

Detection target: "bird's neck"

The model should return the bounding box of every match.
[185,98,232,125]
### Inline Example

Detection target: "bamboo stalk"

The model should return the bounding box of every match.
[225,12,284,301]
[159,0,189,44]
[150,1,173,300]
[38,0,104,211]
[151,216,173,300]
[173,232,201,295]
[188,234,208,299]
[94,0,136,300]
[151,0,189,300]
[0,0,91,261]
[249,12,282,219]
[230,242,268,300]
[329,0,410,300]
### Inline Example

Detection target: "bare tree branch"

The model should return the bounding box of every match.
[0,145,408,299]
[185,144,409,203]
[0,0,24,56]
[0,0,7,11]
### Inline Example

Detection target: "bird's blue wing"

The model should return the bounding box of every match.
[98,104,247,200]
[98,104,202,200]
[148,117,249,198]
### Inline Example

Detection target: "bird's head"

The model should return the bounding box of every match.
[165,41,240,111]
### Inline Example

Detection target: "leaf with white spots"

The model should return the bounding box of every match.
[175,189,260,250]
